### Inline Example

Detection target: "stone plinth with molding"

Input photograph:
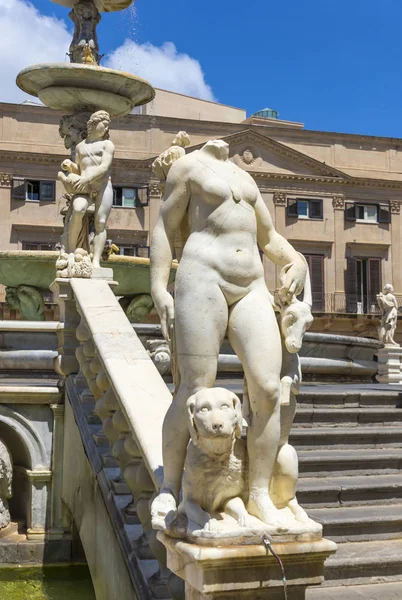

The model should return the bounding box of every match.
[376,345,402,384]
[159,533,337,600]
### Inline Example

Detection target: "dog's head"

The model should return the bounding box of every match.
[186,388,243,450]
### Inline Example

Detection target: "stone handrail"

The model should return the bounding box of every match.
[54,277,176,597]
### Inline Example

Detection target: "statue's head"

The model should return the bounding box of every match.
[87,110,111,140]
[172,131,191,148]
[203,139,230,161]
[5,287,19,310]
[384,283,394,294]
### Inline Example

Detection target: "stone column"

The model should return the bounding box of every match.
[49,404,69,536]
[376,346,402,384]
[273,191,287,291]
[50,279,81,378]
[148,180,162,247]
[390,201,402,293]
[332,195,346,311]
[159,534,337,600]
[26,470,52,540]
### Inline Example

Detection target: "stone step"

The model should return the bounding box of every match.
[297,474,402,508]
[291,426,402,449]
[295,407,402,426]
[308,504,402,542]
[321,539,402,587]
[308,581,402,599]
[298,448,402,477]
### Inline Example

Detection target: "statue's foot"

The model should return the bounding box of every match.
[288,499,310,524]
[248,490,287,531]
[150,488,177,531]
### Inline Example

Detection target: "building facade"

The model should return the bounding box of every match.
[1,90,402,338]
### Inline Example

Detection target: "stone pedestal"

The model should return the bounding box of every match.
[159,533,337,600]
[376,346,402,384]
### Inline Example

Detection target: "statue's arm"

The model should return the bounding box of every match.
[255,194,307,298]
[151,160,190,340]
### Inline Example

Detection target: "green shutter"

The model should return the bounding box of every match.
[12,178,25,200]
[287,198,298,217]
[378,203,391,224]
[344,202,356,221]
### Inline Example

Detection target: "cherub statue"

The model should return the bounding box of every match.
[377,284,399,346]
[57,110,115,276]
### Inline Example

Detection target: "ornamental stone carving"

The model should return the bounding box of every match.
[390,201,400,214]
[0,441,13,530]
[5,286,45,321]
[332,195,345,210]
[240,148,256,165]
[273,191,287,206]
[0,174,12,188]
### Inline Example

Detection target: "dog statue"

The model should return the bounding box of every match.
[178,387,258,535]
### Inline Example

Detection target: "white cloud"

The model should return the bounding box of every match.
[0,0,71,103]
[105,40,216,102]
[0,0,215,105]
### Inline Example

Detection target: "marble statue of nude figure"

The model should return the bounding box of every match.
[150,139,308,530]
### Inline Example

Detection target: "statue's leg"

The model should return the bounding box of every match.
[93,181,113,268]
[228,283,284,527]
[67,196,89,253]
[152,275,228,524]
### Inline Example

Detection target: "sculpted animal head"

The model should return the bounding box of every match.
[280,261,313,354]
[186,388,243,448]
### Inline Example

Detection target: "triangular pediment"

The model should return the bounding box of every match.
[221,130,351,179]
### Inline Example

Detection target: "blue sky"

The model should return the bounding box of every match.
[1,0,401,138]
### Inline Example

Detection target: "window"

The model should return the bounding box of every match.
[12,178,55,202]
[345,202,390,223]
[119,245,150,258]
[287,198,323,220]
[113,186,149,208]
[345,257,381,313]
[303,254,325,311]
[22,242,56,251]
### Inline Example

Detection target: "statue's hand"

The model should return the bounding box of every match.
[73,178,90,194]
[153,290,174,342]
[279,259,307,304]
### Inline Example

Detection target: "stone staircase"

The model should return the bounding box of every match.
[69,369,402,599]
[67,380,172,600]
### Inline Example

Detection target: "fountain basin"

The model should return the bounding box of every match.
[16,64,155,117]
[0,251,176,296]
[51,0,134,11]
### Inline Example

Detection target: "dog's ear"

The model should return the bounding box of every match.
[232,394,243,439]
[186,394,199,445]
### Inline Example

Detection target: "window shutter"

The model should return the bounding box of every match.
[12,177,25,200]
[309,254,324,310]
[344,202,356,221]
[310,199,323,220]
[40,181,55,202]
[137,187,149,206]
[345,257,358,312]
[287,198,298,217]
[378,203,391,224]
[368,258,381,297]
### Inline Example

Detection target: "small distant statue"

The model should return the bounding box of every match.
[69,0,100,65]
[5,285,45,321]
[57,110,115,277]
[0,441,13,530]
[377,284,399,347]
[152,131,191,191]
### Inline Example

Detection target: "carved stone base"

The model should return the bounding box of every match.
[376,346,402,384]
[91,266,114,281]
[159,533,337,600]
